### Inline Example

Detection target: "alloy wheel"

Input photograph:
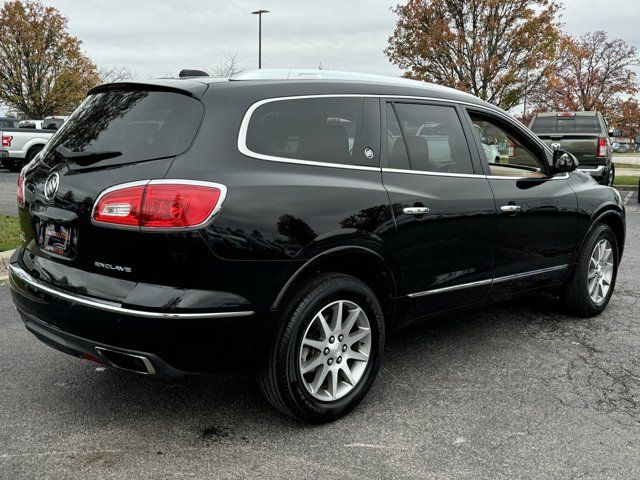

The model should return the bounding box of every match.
[298,299,372,401]
[587,239,614,304]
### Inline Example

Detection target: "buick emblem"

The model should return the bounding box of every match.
[551,142,562,151]
[43,172,60,200]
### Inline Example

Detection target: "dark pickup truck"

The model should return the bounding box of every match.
[529,111,621,186]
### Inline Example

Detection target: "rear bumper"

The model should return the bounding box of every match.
[578,165,606,176]
[9,259,272,375]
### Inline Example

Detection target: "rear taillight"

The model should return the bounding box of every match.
[17,171,25,207]
[92,180,226,229]
[598,137,607,157]
[508,141,516,158]
[2,135,12,147]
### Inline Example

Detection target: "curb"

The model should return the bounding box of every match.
[0,249,15,282]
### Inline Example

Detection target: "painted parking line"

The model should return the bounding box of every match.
[623,191,634,205]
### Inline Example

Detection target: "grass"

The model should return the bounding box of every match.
[0,215,20,252]
[614,175,639,187]
[612,162,640,169]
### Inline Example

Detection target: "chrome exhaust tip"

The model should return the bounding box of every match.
[95,347,156,375]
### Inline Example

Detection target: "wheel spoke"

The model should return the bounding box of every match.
[347,327,370,345]
[333,301,344,331]
[310,364,328,394]
[348,349,369,362]
[341,365,356,386]
[342,307,361,333]
[316,312,332,340]
[303,338,325,351]
[602,247,612,264]
[588,277,598,297]
[327,369,338,400]
[301,355,324,374]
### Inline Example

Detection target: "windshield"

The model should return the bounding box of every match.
[530,116,600,134]
[41,89,203,168]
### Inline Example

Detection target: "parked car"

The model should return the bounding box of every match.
[473,124,502,163]
[18,120,44,130]
[0,116,19,129]
[0,116,67,171]
[529,111,620,186]
[612,141,631,153]
[9,70,625,423]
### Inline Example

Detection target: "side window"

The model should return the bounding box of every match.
[385,102,474,174]
[246,97,377,166]
[469,114,546,178]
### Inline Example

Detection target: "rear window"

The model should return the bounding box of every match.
[0,118,17,128]
[245,97,374,166]
[42,89,203,167]
[530,116,600,134]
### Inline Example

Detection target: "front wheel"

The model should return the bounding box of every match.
[562,224,618,317]
[260,273,385,423]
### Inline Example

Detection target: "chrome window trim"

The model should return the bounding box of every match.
[238,94,555,179]
[9,264,254,319]
[407,264,569,298]
[91,179,228,232]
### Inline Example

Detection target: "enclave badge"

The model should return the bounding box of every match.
[43,172,60,200]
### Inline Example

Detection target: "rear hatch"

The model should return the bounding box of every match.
[17,84,205,301]
[530,114,605,167]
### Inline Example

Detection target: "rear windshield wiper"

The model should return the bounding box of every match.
[55,145,122,165]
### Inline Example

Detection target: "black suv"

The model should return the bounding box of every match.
[9,70,625,422]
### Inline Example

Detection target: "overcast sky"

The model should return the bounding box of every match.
[37,0,640,79]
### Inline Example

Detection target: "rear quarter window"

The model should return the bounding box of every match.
[245,97,377,167]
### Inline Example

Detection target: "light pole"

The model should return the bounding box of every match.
[251,10,269,69]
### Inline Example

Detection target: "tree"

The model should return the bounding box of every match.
[610,99,640,139]
[98,65,136,84]
[0,1,100,118]
[209,54,244,78]
[385,0,563,110]
[530,31,639,115]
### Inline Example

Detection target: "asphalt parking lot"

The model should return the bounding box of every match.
[0,169,18,216]
[0,173,639,479]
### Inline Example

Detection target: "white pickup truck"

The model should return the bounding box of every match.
[0,116,67,171]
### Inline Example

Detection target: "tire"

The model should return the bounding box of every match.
[260,273,385,423]
[4,158,22,172]
[25,145,43,165]
[563,224,618,317]
[604,163,615,186]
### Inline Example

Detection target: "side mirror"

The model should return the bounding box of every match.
[552,149,579,174]
[610,129,623,138]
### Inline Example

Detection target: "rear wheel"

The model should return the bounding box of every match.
[604,164,615,186]
[563,224,618,317]
[260,273,384,423]
[4,158,22,172]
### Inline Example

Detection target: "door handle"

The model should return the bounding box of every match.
[403,207,430,215]
[500,205,522,213]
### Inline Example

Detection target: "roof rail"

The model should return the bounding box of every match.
[229,69,471,96]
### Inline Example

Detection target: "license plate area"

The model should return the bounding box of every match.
[38,222,77,259]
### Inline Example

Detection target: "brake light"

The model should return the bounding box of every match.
[2,135,12,147]
[17,171,25,207]
[508,141,516,157]
[557,112,576,117]
[93,180,225,229]
[598,137,607,157]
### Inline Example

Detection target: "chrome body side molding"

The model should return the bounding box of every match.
[407,264,569,298]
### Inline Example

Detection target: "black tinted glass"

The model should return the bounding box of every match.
[246,97,372,166]
[530,116,599,134]
[387,103,473,174]
[42,90,203,166]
